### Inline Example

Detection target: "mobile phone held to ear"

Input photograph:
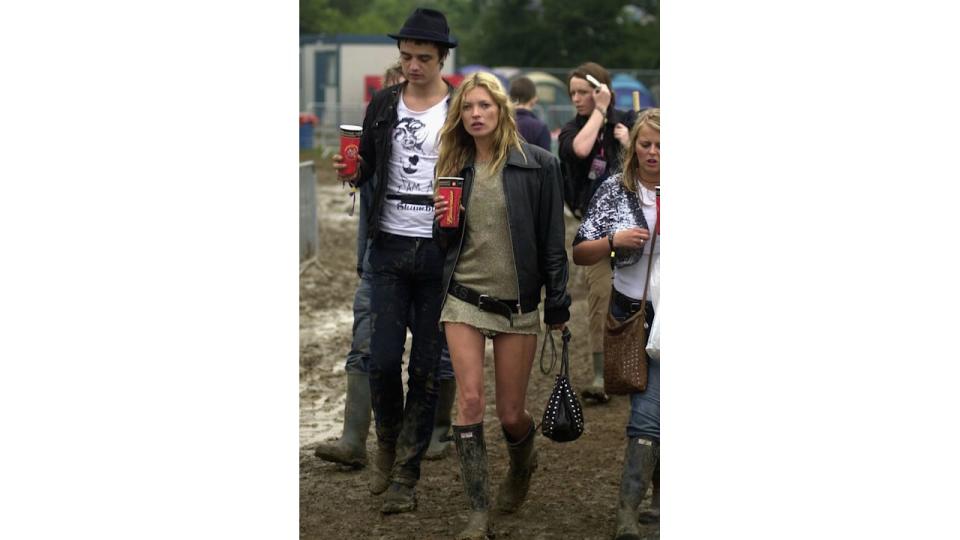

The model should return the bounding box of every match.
[585,74,602,89]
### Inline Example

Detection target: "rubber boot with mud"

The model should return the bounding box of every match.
[314,372,371,468]
[380,481,417,514]
[638,460,660,524]
[614,437,659,540]
[581,353,610,404]
[495,417,538,514]
[368,443,395,495]
[425,379,456,460]
[453,423,493,540]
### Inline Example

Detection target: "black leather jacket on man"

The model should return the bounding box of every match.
[433,143,572,325]
[353,81,454,241]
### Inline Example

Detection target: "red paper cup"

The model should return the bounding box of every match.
[339,124,362,177]
[437,177,463,228]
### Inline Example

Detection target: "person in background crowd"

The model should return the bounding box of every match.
[572,109,660,540]
[383,62,405,87]
[558,61,637,405]
[433,72,571,540]
[508,76,551,151]
[330,7,457,514]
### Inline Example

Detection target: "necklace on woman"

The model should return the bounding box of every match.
[636,174,659,206]
[638,185,657,206]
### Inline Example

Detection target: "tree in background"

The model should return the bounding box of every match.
[300,0,429,35]
[300,0,658,69]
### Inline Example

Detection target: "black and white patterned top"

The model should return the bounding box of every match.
[573,173,659,299]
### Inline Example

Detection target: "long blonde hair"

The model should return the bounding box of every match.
[620,108,660,193]
[436,72,525,179]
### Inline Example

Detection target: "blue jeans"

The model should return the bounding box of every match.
[367,232,445,484]
[345,242,453,379]
[611,297,659,443]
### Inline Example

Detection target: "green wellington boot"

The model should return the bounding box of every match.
[425,379,457,460]
[453,423,493,539]
[314,372,371,468]
[380,481,417,514]
[638,460,660,524]
[581,352,610,404]
[495,419,538,514]
[368,443,395,495]
[614,438,659,540]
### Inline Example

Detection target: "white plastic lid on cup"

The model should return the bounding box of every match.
[339,124,362,137]
[437,176,464,187]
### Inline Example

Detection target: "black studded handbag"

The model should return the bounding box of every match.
[541,328,584,443]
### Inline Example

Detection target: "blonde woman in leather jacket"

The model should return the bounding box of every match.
[432,72,570,540]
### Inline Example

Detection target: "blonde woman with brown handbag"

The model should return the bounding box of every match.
[571,108,660,540]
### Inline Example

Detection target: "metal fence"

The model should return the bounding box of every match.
[304,102,580,152]
[300,161,318,267]
[303,67,658,151]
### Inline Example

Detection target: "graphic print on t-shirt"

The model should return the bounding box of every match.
[393,117,429,193]
[379,95,447,238]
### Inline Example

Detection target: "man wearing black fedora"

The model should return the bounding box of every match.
[332,7,458,515]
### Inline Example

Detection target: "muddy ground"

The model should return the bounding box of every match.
[300,167,658,539]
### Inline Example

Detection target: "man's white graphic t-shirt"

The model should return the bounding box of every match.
[379,94,447,238]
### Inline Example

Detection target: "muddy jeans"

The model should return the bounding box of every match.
[610,298,659,443]
[345,243,454,379]
[367,232,445,484]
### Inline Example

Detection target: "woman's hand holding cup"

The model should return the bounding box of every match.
[433,194,450,222]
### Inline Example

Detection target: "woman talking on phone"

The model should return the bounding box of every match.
[572,108,660,540]
[558,61,637,404]
[433,72,570,539]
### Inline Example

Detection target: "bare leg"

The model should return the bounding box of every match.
[444,323,486,426]
[491,332,539,514]
[492,333,538,438]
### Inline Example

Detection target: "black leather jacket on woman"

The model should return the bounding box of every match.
[434,143,572,325]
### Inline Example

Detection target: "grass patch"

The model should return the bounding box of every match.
[299,146,326,163]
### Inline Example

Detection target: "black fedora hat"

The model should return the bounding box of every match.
[388,8,458,48]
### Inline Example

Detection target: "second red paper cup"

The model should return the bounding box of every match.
[437,177,463,228]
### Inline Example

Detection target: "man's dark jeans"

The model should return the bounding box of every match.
[345,241,455,380]
[367,231,444,485]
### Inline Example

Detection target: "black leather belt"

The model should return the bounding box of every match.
[386,194,434,205]
[613,288,649,315]
[448,280,532,322]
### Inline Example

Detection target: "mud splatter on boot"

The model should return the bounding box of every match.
[614,437,658,540]
[314,372,371,468]
[638,460,660,524]
[453,423,493,540]
[495,418,538,514]
[368,444,395,495]
[380,481,417,514]
[425,379,456,460]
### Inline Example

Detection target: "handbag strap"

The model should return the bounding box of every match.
[559,327,572,377]
[538,329,557,374]
[607,224,658,322]
[637,229,658,321]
